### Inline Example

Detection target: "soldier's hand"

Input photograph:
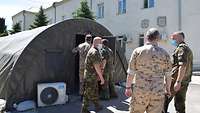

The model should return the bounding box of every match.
[174,82,181,92]
[100,79,105,85]
[72,48,78,53]
[125,88,132,97]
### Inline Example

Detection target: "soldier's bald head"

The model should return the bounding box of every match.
[170,31,185,43]
[85,34,92,42]
[102,39,109,47]
[93,37,102,47]
[171,31,185,39]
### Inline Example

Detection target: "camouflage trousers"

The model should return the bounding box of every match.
[99,73,117,100]
[130,89,165,113]
[82,78,100,112]
[109,81,118,98]
[79,68,84,95]
[163,84,189,113]
[99,72,110,100]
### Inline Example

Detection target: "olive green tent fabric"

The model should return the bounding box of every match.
[0,26,50,109]
[0,19,114,110]
[0,19,127,110]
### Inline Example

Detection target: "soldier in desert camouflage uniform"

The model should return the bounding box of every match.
[99,39,117,100]
[163,31,193,113]
[81,37,105,113]
[72,34,92,96]
[125,28,172,113]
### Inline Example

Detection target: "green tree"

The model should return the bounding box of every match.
[30,6,49,29]
[9,23,21,34]
[0,18,8,37]
[72,0,95,20]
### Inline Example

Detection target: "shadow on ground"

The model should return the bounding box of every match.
[8,77,200,113]
[10,86,129,113]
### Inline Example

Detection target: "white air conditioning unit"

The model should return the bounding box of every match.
[37,82,68,107]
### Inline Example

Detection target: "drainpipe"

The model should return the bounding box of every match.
[22,10,26,31]
[178,0,182,30]
[90,0,92,9]
[53,3,57,23]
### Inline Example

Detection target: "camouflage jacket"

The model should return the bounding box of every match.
[84,47,102,81]
[101,46,114,74]
[77,42,91,69]
[127,43,172,93]
[172,42,193,84]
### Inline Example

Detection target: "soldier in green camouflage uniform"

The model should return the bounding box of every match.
[81,37,104,113]
[163,31,193,113]
[72,34,92,96]
[99,39,117,100]
[125,28,172,113]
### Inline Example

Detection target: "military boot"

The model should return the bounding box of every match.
[94,104,103,112]
[81,104,90,113]
[81,107,90,113]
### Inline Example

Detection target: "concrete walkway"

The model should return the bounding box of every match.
[8,75,200,113]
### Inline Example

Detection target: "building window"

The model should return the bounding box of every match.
[118,0,126,14]
[117,35,127,53]
[18,20,23,28]
[97,3,104,19]
[144,0,155,8]
[49,19,53,24]
[160,32,168,40]
[139,34,144,47]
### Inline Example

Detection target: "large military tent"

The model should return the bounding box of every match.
[0,19,127,109]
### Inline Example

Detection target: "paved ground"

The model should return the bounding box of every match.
[9,75,200,113]
[167,75,200,113]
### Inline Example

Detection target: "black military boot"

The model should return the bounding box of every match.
[81,104,90,113]
[81,107,90,113]
[94,104,103,112]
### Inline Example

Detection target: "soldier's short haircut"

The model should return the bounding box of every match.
[85,34,92,42]
[102,39,109,46]
[145,28,160,41]
[175,31,185,39]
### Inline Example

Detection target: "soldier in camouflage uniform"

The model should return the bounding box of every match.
[99,39,117,100]
[163,31,193,113]
[72,34,92,96]
[81,37,105,113]
[125,28,172,113]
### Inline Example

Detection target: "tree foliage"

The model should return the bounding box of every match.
[30,6,49,29]
[0,18,8,37]
[72,0,95,20]
[9,23,21,34]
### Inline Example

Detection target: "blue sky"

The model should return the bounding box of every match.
[0,0,61,30]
